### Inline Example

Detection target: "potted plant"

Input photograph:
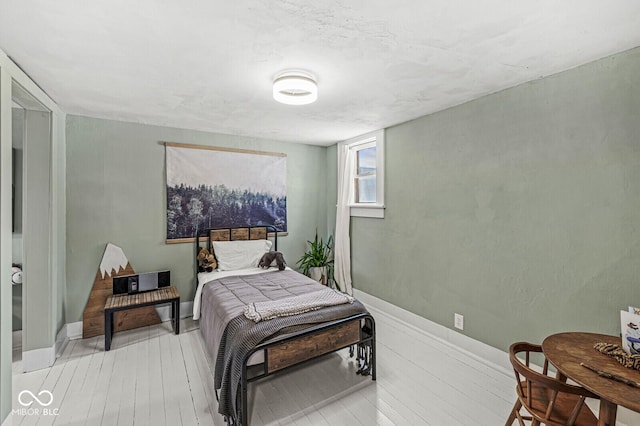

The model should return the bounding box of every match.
[297,231,334,286]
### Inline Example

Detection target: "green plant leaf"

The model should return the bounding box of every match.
[296,230,334,279]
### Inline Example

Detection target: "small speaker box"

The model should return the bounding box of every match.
[113,270,170,295]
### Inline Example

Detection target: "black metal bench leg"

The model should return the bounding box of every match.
[173,298,180,334]
[105,310,112,351]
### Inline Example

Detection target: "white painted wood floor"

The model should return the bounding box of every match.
[11,305,517,425]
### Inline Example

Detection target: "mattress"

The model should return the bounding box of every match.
[196,268,328,366]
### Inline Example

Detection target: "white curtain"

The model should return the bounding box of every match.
[334,143,354,295]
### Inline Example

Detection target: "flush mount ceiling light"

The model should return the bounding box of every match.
[273,70,318,105]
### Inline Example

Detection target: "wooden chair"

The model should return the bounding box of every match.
[505,342,599,426]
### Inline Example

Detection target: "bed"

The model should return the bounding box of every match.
[193,226,376,425]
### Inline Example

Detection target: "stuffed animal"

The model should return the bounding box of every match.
[197,247,217,272]
[258,251,286,271]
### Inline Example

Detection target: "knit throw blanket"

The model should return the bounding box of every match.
[215,300,368,424]
[244,288,355,323]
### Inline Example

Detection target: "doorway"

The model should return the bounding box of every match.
[10,81,52,372]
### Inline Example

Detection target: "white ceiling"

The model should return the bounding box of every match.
[1,1,639,146]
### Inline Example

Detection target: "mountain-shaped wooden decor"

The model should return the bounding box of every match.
[82,243,161,338]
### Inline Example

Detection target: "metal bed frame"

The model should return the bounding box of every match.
[195,226,376,426]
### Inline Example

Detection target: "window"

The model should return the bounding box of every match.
[341,130,385,218]
[355,144,377,203]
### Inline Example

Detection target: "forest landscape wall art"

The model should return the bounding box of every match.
[165,143,287,242]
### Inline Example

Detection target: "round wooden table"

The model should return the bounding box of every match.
[542,332,640,426]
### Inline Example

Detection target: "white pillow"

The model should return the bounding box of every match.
[213,240,273,271]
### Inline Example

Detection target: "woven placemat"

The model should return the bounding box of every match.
[594,342,640,370]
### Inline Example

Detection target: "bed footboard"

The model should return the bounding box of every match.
[266,319,361,373]
[237,312,376,426]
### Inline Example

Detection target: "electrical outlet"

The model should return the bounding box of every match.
[454,313,464,330]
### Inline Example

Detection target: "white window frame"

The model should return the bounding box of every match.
[341,129,385,219]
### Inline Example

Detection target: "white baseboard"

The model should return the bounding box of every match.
[53,320,83,360]
[353,288,512,377]
[12,330,21,351]
[56,301,193,344]
[21,300,191,374]
[22,344,55,372]
[55,324,68,358]
[354,289,640,426]
[66,321,83,340]
[156,301,193,322]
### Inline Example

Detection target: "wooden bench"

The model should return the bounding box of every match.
[104,286,180,351]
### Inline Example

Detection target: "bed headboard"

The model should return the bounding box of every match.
[208,227,268,244]
[194,226,279,279]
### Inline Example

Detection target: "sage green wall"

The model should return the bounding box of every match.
[65,116,328,323]
[350,47,640,351]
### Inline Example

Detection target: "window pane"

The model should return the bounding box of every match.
[356,175,376,203]
[357,146,376,175]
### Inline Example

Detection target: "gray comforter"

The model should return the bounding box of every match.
[198,270,368,423]
[200,270,327,368]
